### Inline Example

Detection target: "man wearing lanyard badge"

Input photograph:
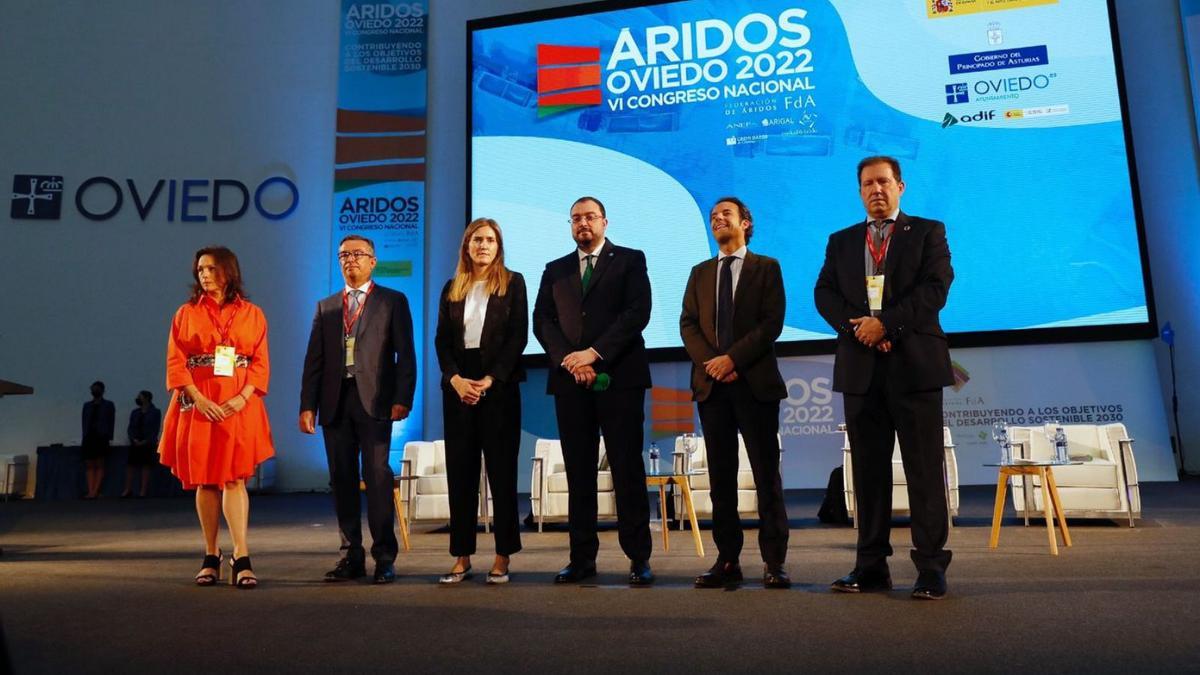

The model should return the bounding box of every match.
[300,234,417,584]
[814,156,955,600]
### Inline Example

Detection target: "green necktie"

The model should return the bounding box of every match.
[581,254,595,292]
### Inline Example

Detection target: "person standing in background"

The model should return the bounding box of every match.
[123,390,161,498]
[81,381,115,499]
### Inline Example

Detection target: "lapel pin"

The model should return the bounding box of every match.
[903,225,911,231]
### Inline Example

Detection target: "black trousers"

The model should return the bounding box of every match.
[554,386,652,563]
[443,350,522,557]
[323,378,398,564]
[698,379,790,566]
[842,355,951,575]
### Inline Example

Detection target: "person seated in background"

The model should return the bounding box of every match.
[123,390,162,498]
[82,380,115,499]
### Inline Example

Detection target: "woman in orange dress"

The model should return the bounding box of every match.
[158,246,274,589]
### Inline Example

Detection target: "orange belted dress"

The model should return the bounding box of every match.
[158,295,275,488]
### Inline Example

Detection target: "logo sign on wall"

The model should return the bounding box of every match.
[9,173,299,222]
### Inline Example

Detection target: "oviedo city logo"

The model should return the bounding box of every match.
[8,174,299,222]
[536,44,603,117]
[11,175,64,220]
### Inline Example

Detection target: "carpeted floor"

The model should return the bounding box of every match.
[2,482,1199,674]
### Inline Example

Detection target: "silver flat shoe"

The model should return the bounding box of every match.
[438,566,472,584]
[486,570,510,584]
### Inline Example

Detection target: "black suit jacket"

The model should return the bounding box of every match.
[680,251,787,402]
[434,271,528,389]
[82,399,115,441]
[300,283,417,423]
[814,212,955,395]
[532,239,652,395]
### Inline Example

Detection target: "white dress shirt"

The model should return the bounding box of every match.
[463,281,488,349]
[715,244,747,309]
[577,237,607,277]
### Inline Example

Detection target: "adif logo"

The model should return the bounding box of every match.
[536,44,602,118]
[11,175,64,219]
[941,113,958,128]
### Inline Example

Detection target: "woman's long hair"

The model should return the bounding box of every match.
[448,218,511,301]
[189,246,246,305]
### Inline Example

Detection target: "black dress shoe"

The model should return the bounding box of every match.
[553,562,597,584]
[695,561,743,588]
[763,565,792,589]
[628,560,655,586]
[373,562,396,584]
[830,568,892,593]
[911,571,947,600]
[324,557,367,582]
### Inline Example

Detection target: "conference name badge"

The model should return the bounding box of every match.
[866,275,885,312]
[345,336,356,367]
[213,345,236,377]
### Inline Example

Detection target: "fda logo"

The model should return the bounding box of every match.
[11,175,64,219]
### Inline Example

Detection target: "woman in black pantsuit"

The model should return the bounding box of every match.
[435,217,527,584]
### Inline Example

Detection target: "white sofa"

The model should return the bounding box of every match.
[841,426,960,526]
[529,438,616,531]
[1006,423,1141,526]
[670,434,763,520]
[399,440,490,526]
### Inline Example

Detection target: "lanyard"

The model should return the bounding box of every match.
[205,300,238,345]
[865,225,892,272]
[343,285,372,336]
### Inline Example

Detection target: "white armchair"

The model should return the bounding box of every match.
[1,454,30,501]
[1006,423,1141,526]
[529,438,616,531]
[671,435,762,520]
[841,426,960,526]
[399,440,490,526]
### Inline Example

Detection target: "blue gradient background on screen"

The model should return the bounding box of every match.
[471,0,1148,354]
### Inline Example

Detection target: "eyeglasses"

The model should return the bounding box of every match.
[569,213,603,225]
[337,251,374,261]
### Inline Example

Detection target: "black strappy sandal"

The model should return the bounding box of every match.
[229,556,258,589]
[195,551,222,586]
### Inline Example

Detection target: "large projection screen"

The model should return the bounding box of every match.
[469,0,1154,358]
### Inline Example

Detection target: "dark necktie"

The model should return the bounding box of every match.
[581,254,595,293]
[717,256,735,353]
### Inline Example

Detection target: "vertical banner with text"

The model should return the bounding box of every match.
[333,0,428,453]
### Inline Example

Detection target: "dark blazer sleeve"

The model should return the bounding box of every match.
[814,233,859,336]
[533,263,572,366]
[727,256,784,369]
[488,272,528,385]
[680,264,717,365]
[880,220,953,341]
[299,302,323,413]
[127,410,138,444]
[591,248,652,361]
[390,291,417,408]
[434,280,459,389]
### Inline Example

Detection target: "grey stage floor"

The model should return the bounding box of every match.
[2,482,1199,674]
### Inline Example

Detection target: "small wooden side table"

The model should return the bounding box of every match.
[646,471,705,558]
[985,462,1078,555]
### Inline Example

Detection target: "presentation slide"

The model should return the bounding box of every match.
[470,0,1150,355]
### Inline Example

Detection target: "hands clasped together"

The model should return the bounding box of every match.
[849,316,892,353]
[451,374,494,405]
[561,348,599,387]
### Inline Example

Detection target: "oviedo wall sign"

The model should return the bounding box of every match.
[10,174,300,222]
